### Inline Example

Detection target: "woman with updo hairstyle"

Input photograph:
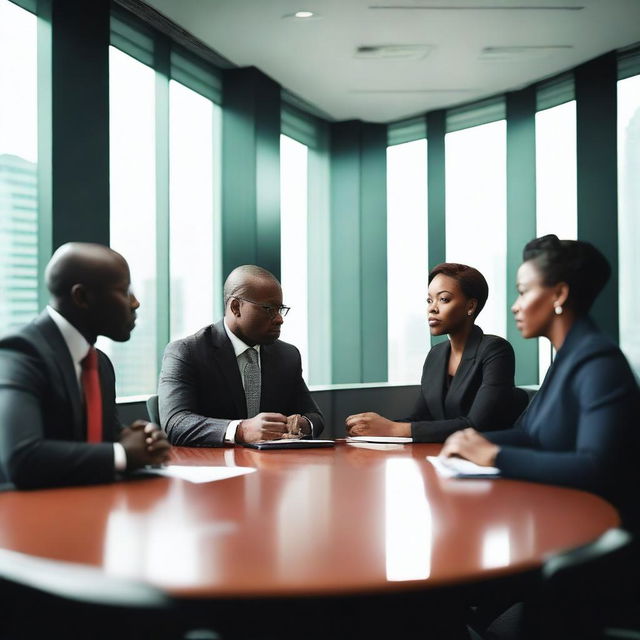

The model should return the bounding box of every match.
[346,263,528,442]
[441,235,640,528]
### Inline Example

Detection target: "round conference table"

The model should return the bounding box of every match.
[0,441,618,596]
[0,441,620,638]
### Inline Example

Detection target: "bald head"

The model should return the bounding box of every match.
[45,243,139,343]
[45,243,128,302]
[223,265,280,310]
[223,265,284,346]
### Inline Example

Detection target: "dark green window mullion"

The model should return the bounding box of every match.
[359,123,387,383]
[154,35,170,369]
[426,111,446,347]
[506,88,538,385]
[575,52,619,342]
[36,0,52,308]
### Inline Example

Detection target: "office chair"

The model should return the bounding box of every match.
[0,547,197,640]
[513,386,531,417]
[469,528,638,640]
[147,393,160,424]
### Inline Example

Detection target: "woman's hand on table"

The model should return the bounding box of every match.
[440,428,500,467]
[345,412,410,438]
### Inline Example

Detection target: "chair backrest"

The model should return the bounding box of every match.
[146,393,160,425]
[526,528,638,639]
[0,548,191,639]
[542,527,635,595]
[0,547,170,609]
[513,387,531,418]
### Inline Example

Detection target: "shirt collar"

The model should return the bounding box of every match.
[47,305,92,366]
[223,318,261,358]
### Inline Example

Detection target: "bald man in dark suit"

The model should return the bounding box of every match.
[159,265,323,446]
[0,243,170,489]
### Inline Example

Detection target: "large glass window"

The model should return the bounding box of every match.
[0,0,39,334]
[535,101,577,380]
[445,121,507,338]
[618,74,640,378]
[169,80,221,341]
[100,46,157,398]
[279,134,309,379]
[386,139,429,383]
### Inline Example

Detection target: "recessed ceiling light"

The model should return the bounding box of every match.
[282,10,320,20]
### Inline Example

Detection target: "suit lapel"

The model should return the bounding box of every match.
[424,341,449,419]
[444,325,483,414]
[209,322,247,417]
[32,312,84,439]
[524,317,591,436]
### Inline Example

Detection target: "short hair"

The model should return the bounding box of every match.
[522,234,610,315]
[223,265,279,308]
[428,263,489,318]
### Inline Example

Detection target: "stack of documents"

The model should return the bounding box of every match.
[427,456,500,478]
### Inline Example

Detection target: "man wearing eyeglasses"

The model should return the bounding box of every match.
[158,265,324,445]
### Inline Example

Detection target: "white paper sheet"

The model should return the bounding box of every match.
[346,442,406,451]
[142,465,256,484]
[346,436,413,444]
[427,456,500,478]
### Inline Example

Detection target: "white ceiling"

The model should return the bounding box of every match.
[144,0,640,123]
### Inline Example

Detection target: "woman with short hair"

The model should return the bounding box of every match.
[346,263,527,442]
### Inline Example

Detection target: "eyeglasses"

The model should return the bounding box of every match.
[233,297,290,318]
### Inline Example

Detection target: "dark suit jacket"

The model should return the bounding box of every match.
[400,325,527,442]
[0,311,121,489]
[485,316,640,528]
[158,320,324,446]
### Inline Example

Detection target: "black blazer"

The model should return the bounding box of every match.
[400,325,527,442]
[485,316,640,528]
[158,320,324,446]
[0,311,120,489]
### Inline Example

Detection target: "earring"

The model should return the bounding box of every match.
[554,304,563,316]
[467,311,473,316]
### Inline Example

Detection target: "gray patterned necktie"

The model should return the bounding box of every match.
[243,347,261,418]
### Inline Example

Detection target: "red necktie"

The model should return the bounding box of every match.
[81,347,103,443]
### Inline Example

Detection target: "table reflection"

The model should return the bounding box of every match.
[481,526,511,569]
[384,458,432,582]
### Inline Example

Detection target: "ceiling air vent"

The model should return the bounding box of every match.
[355,44,433,60]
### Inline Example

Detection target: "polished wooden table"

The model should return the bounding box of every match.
[0,441,619,602]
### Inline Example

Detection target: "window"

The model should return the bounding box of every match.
[445,121,507,338]
[100,46,157,398]
[535,100,577,380]
[0,0,39,333]
[386,139,429,383]
[618,73,640,378]
[279,134,309,379]
[169,80,221,341]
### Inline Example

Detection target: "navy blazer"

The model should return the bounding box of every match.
[486,316,640,527]
[0,312,121,488]
[400,325,528,442]
[158,320,324,446]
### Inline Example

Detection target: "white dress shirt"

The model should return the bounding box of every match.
[46,306,126,471]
